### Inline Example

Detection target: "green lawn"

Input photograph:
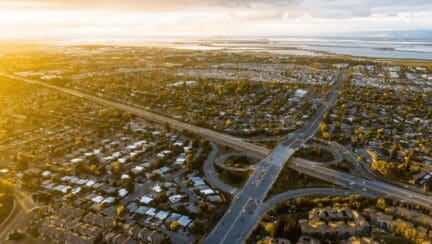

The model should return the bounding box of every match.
[215,166,252,188]
[267,164,338,199]
[223,155,258,168]
[294,147,335,163]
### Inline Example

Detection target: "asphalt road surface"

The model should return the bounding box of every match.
[328,141,430,195]
[227,188,362,243]
[291,158,432,208]
[204,74,346,243]
[203,142,239,195]
[6,72,432,243]
[0,190,36,241]
[327,140,376,178]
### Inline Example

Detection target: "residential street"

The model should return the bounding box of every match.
[6,72,432,244]
[204,73,345,243]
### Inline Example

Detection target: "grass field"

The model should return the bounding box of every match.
[267,163,338,199]
[294,147,335,163]
[215,166,252,188]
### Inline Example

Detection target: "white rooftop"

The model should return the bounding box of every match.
[103,197,115,204]
[178,215,192,227]
[140,196,154,204]
[155,211,170,221]
[92,196,104,203]
[118,188,128,197]
[146,208,157,217]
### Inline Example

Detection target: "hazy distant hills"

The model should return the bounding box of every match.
[336,30,432,41]
[268,30,432,42]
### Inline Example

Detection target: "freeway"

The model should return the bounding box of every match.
[1,73,271,159]
[328,141,431,195]
[204,140,299,243]
[225,154,432,244]
[0,190,36,241]
[291,158,432,208]
[6,72,432,241]
[327,140,376,179]
[204,74,346,243]
[227,188,363,243]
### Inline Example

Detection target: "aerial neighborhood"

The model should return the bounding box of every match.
[0,44,431,244]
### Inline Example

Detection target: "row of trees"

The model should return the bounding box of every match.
[371,159,420,181]
[256,194,432,243]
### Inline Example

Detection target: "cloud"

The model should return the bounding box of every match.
[1,0,432,39]
[1,0,430,22]
[4,0,292,10]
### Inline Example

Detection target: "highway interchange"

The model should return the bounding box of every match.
[291,158,432,206]
[203,142,239,195]
[204,72,346,243]
[0,190,36,240]
[3,72,432,243]
[222,187,364,243]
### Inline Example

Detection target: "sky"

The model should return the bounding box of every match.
[1,0,432,40]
